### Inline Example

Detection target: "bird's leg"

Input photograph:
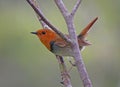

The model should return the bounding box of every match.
[69,60,76,66]
[67,57,76,66]
[67,57,76,73]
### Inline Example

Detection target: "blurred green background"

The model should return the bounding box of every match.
[0,0,120,87]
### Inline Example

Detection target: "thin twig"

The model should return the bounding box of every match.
[31,0,48,28]
[26,0,71,44]
[71,0,82,16]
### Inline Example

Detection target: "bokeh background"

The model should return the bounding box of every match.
[0,0,120,87]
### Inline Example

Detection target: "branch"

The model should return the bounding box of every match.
[56,56,72,87]
[27,0,97,87]
[30,0,49,28]
[27,0,72,87]
[54,0,93,87]
[54,0,69,19]
[71,0,82,16]
[26,0,71,44]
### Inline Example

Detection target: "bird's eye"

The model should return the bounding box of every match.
[41,31,46,35]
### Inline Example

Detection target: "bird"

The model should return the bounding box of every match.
[31,17,98,57]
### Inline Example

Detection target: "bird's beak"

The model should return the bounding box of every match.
[31,32,37,35]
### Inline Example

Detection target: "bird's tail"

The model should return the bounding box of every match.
[78,17,98,46]
[78,17,98,38]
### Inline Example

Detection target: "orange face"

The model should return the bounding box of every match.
[34,29,57,50]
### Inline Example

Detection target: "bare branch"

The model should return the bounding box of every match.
[27,0,97,87]
[54,0,69,19]
[26,0,71,44]
[27,0,72,87]
[39,18,50,29]
[56,56,72,87]
[71,0,82,16]
[54,0,94,87]
[31,0,48,28]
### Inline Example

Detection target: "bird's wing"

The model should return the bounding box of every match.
[54,38,69,47]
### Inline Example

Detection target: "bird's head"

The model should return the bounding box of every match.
[31,29,57,50]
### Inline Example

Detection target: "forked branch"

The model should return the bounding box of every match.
[27,0,97,87]
[71,0,82,16]
[54,0,93,87]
